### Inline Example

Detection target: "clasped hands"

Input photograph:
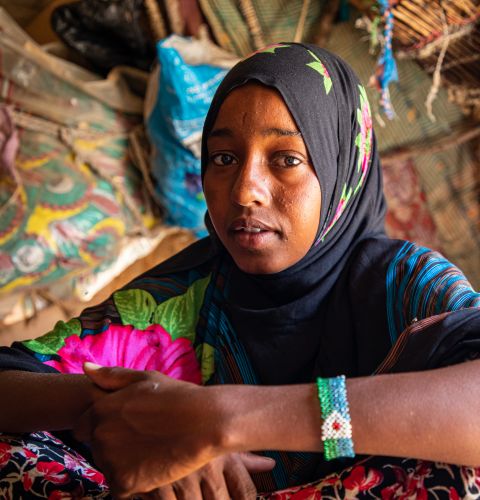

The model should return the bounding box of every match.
[74,364,275,499]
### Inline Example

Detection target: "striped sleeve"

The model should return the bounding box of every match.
[386,241,480,344]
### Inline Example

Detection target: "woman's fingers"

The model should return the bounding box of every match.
[223,455,258,499]
[83,363,150,391]
[238,452,276,473]
[200,468,230,500]
[172,474,203,500]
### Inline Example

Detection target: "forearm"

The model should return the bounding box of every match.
[347,360,480,465]
[218,360,480,466]
[0,370,98,433]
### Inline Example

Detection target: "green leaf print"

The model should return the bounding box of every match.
[256,43,290,54]
[358,84,369,107]
[197,342,215,384]
[323,75,333,95]
[152,275,210,343]
[113,289,157,329]
[23,318,82,355]
[306,50,332,95]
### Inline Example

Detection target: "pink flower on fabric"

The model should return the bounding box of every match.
[0,443,11,468]
[36,461,69,484]
[44,324,201,384]
[343,465,383,493]
[22,471,34,491]
[359,103,372,175]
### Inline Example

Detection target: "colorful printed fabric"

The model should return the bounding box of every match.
[2,433,480,499]
[261,457,480,499]
[0,21,157,299]
[0,237,479,495]
[0,431,109,499]
[386,242,480,344]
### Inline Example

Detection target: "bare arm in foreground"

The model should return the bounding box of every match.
[73,360,480,498]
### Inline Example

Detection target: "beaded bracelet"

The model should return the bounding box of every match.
[316,375,355,461]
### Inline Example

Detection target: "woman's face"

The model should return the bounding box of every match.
[204,83,321,274]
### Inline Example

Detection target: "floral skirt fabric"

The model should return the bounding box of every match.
[1,432,480,499]
[0,432,108,499]
[262,457,480,499]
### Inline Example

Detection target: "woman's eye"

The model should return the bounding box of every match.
[275,155,302,168]
[211,153,237,166]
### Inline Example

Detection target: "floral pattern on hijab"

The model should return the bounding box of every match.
[318,83,373,242]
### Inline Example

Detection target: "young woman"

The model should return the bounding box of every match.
[1,44,480,499]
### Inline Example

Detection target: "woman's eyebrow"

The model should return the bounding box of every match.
[261,127,302,137]
[209,127,233,138]
[208,127,302,138]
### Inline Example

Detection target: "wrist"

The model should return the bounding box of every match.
[210,384,324,454]
[205,385,244,454]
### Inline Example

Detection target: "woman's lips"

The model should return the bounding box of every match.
[230,228,277,250]
[228,218,278,250]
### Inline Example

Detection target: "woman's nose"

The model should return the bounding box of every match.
[230,156,270,207]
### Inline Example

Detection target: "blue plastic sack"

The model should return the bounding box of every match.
[146,37,231,236]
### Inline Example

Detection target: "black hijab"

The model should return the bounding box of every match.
[200,43,386,384]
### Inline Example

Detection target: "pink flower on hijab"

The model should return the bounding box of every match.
[45,324,201,384]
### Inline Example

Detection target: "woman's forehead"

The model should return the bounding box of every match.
[209,82,301,136]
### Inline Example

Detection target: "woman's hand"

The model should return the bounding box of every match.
[139,452,275,500]
[74,364,239,498]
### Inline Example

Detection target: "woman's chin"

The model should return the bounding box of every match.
[231,252,287,275]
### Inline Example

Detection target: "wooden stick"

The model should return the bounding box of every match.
[393,7,430,37]
[239,0,265,50]
[294,0,311,43]
[145,0,167,41]
[312,0,340,47]
[165,0,185,35]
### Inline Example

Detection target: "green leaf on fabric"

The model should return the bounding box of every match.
[324,77,332,95]
[358,84,369,105]
[355,131,362,150]
[23,318,82,355]
[197,342,215,384]
[113,289,157,329]
[306,56,332,95]
[307,61,325,75]
[257,44,290,54]
[152,275,211,343]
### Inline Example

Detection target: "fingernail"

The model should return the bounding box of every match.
[84,362,103,370]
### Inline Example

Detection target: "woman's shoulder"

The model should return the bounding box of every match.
[9,238,218,376]
[350,237,477,287]
[100,237,218,331]
[350,236,480,343]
